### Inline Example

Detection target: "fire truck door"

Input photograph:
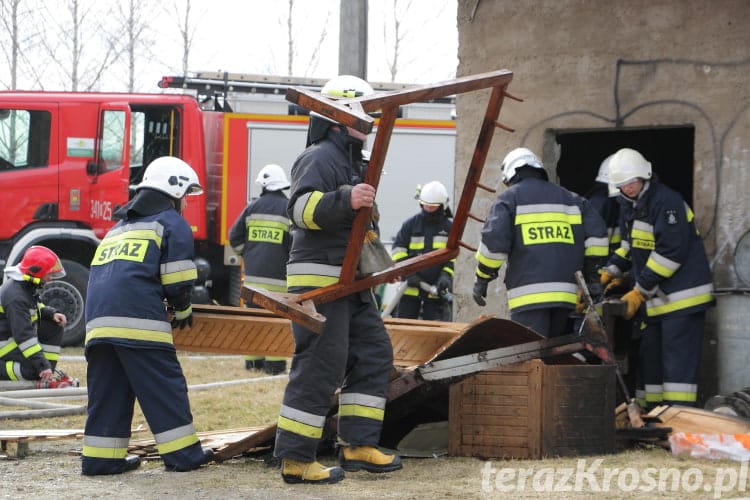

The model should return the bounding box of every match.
[81,103,131,238]
[0,105,59,240]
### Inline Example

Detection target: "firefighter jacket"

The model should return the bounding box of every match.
[475,176,609,312]
[85,190,197,349]
[286,127,364,290]
[391,208,454,299]
[0,278,57,375]
[606,181,715,320]
[588,183,621,254]
[229,190,291,292]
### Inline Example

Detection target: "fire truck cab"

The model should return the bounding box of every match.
[0,92,233,346]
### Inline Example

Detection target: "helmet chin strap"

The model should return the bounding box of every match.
[23,274,44,286]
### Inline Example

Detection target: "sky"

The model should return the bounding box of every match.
[2,0,458,93]
[154,0,459,89]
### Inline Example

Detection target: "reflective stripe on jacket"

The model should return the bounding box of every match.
[228,190,291,292]
[476,176,608,312]
[0,280,51,373]
[391,209,454,297]
[588,185,621,254]
[286,129,362,291]
[607,181,714,320]
[85,209,197,348]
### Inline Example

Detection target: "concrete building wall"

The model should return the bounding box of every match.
[453,0,750,394]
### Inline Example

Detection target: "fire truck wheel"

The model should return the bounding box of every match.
[40,260,88,347]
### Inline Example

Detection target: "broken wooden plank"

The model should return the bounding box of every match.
[177,304,465,366]
[127,426,277,461]
[0,429,85,441]
[211,425,277,461]
[647,405,750,435]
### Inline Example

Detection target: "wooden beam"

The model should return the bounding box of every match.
[261,69,516,328]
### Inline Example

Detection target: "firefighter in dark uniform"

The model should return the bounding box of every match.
[588,154,622,256]
[600,147,715,408]
[473,147,609,338]
[274,75,401,484]
[82,156,212,475]
[0,245,77,388]
[391,180,454,320]
[229,163,292,374]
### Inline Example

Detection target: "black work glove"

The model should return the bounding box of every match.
[171,304,194,330]
[436,272,452,294]
[406,275,422,288]
[472,278,489,306]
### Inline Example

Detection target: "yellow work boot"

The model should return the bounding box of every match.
[339,445,402,473]
[281,459,345,484]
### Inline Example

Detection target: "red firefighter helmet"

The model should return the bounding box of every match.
[19,246,66,282]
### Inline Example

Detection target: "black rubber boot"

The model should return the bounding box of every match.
[263,360,287,375]
[245,358,265,370]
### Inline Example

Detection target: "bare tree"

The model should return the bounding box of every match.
[114,0,156,92]
[0,0,46,90]
[380,0,453,82]
[286,0,294,76]
[0,0,22,89]
[282,0,331,77]
[170,0,198,76]
[382,0,411,82]
[37,0,123,91]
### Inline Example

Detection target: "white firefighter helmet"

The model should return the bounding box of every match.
[137,156,203,199]
[321,74,374,99]
[419,180,449,208]
[501,147,544,185]
[307,76,375,146]
[255,163,290,191]
[596,154,619,197]
[608,148,652,187]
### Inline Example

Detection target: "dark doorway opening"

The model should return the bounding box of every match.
[554,126,695,204]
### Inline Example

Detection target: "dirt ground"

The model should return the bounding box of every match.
[3,439,750,499]
[3,354,749,499]
[1,439,483,500]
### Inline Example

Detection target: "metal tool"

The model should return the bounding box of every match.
[575,271,645,428]
[380,280,454,319]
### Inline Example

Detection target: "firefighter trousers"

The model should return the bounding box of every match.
[639,310,705,408]
[274,290,393,462]
[396,295,450,321]
[0,319,62,381]
[82,343,206,475]
[510,307,572,338]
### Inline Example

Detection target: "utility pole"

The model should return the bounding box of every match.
[338,0,367,79]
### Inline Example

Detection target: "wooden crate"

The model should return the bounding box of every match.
[448,358,615,459]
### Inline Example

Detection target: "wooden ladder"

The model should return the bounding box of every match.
[242,69,521,332]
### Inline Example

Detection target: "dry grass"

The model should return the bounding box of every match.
[1,348,283,430]
[2,348,750,498]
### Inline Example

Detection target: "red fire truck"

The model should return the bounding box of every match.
[0,74,456,345]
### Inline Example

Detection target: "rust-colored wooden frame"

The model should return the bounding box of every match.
[242,69,519,332]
